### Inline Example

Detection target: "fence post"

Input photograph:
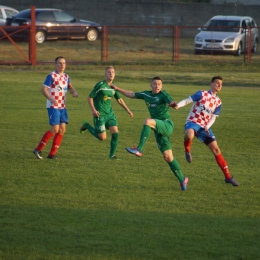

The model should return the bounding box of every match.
[29,6,36,65]
[173,26,179,63]
[247,28,251,63]
[101,26,108,62]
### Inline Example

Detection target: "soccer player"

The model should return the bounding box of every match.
[33,56,78,159]
[80,66,133,159]
[110,76,189,191]
[173,76,239,186]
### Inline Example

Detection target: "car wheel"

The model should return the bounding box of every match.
[86,28,98,41]
[35,30,46,44]
[235,42,242,56]
[251,39,258,53]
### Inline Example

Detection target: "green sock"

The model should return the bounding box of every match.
[168,159,185,182]
[109,133,119,158]
[137,125,151,152]
[86,123,100,140]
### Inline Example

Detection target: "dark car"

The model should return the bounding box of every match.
[6,8,102,43]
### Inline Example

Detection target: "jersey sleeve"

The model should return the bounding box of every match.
[190,90,203,101]
[89,82,103,98]
[114,90,121,100]
[213,104,222,116]
[134,92,144,99]
[43,74,53,88]
[161,90,173,103]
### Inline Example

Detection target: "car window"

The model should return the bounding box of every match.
[5,9,18,17]
[203,20,240,32]
[0,10,3,19]
[37,11,56,22]
[53,11,74,22]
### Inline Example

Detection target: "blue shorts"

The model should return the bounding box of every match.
[47,108,68,125]
[184,121,216,144]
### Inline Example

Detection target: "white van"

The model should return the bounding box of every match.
[194,15,258,56]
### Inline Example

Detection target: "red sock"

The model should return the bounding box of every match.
[48,133,63,156]
[215,154,231,179]
[36,130,54,151]
[184,139,192,152]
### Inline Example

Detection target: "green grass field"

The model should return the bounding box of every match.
[0,64,260,260]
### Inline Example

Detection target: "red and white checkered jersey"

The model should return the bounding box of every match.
[43,70,71,109]
[186,90,222,127]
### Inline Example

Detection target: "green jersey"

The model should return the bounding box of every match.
[135,90,173,120]
[89,80,121,117]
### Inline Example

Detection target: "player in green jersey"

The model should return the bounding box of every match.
[80,66,133,159]
[110,77,188,191]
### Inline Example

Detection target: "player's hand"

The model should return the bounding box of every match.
[92,110,100,117]
[72,92,78,98]
[128,110,134,117]
[50,98,58,106]
[204,126,210,135]
[168,102,178,109]
[110,84,118,90]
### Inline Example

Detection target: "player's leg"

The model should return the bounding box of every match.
[33,108,58,159]
[126,118,155,156]
[80,117,106,140]
[48,109,68,159]
[183,122,199,163]
[159,135,188,191]
[108,126,119,159]
[206,140,239,186]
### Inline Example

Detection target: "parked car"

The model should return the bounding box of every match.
[0,5,19,26]
[5,8,102,43]
[194,15,258,56]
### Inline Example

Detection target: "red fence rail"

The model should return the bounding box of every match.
[0,21,258,65]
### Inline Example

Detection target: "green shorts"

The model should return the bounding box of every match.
[154,119,174,153]
[94,114,118,133]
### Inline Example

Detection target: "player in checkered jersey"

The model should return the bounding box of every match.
[33,56,78,159]
[174,76,239,186]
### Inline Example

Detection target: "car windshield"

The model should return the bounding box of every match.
[202,20,240,32]
[14,10,31,19]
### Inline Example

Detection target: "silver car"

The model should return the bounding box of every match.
[0,5,18,26]
[194,15,258,56]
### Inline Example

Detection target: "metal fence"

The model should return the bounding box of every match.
[0,24,259,65]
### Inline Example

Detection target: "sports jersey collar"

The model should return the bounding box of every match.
[208,90,216,96]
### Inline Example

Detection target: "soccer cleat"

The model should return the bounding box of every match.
[33,149,43,159]
[180,177,189,191]
[47,155,57,159]
[126,147,142,157]
[185,151,192,163]
[110,155,121,160]
[225,176,239,186]
[80,120,88,134]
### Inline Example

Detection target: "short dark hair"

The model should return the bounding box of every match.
[211,76,222,82]
[151,76,162,82]
[55,56,65,64]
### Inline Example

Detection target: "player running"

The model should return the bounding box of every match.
[110,76,189,191]
[80,66,133,159]
[173,75,239,186]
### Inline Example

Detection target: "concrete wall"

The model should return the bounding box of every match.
[3,0,260,27]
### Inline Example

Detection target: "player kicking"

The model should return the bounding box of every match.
[110,77,189,191]
[173,76,239,186]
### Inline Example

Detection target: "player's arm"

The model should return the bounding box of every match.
[174,97,193,110]
[204,115,217,134]
[41,85,57,105]
[110,84,136,99]
[116,98,134,117]
[68,83,78,97]
[88,96,100,117]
